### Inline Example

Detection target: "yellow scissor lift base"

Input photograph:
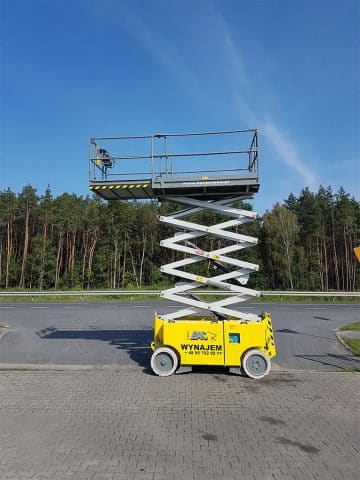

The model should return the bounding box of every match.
[150,313,276,379]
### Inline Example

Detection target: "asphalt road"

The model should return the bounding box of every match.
[0,301,359,371]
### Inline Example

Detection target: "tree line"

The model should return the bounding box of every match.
[0,185,359,291]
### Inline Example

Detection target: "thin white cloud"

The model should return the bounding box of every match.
[262,123,317,188]
[210,5,318,188]
[222,31,250,90]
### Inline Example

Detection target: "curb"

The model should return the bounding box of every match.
[0,363,142,371]
[335,329,359,356]
[0,363,355,374]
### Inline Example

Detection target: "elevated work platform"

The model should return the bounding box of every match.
[89,130,259,201]
[88,128,275,377]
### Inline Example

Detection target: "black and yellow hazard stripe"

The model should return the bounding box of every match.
[89,184,149,191]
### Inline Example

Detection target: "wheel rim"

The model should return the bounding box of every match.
[245,353,268,377]
[153,352,174,375]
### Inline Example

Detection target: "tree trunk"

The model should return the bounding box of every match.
[316,237,323,291]
[121,237,127,288]
[87,228,99,288]
[139,231,147,288]
[69,232,76,285]
[55,233,63,289]
[39,217,48,290]
[323,233,328,291]
[127,234,139,288]
[284,243,294,290]
[113,239,118,289]
[81,233,88,289]
[331,216,340,291]
[0,239,3,286]
[5,220,13,289]
[19,203,30,288]
[117,246,122,289]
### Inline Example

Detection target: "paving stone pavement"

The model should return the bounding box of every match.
[0,367,359,480]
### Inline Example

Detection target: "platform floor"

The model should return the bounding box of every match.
[89,173,260,201]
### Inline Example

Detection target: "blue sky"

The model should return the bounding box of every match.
[1,0,359,213]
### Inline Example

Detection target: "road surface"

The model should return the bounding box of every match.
[0,301,359,371]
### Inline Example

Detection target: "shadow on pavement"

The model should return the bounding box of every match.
[275,328,333,341]
[36,326,153,370]
[313,316,335,322]
[276,328,300,334]
[294,353,360,370]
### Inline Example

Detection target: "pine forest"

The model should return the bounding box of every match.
[0,185,359,292]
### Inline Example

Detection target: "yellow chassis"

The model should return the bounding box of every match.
[150,312,276,376]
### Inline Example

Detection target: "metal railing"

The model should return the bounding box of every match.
[89,129,259,182]
[0,290,359,299]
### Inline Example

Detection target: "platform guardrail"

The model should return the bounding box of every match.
[89,129,258,182]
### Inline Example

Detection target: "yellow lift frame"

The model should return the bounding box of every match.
[151,313,276,378]
[149,194,276,379]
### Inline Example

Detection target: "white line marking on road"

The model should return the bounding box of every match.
[307,307,325,309]
[131,305,178,308]
[30,306,49,309]
[0,306,14,308]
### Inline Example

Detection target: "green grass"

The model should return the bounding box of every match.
[257,295,359,303]
[339,322,360,331]
[343,338,360,356]
[0,295,359,303]
[0,289,359,303]
[338,322,360,358]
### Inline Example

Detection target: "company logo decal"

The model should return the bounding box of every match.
[187,330,217,341]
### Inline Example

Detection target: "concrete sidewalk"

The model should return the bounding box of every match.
[0,368,359,480]
[337,330,360,340]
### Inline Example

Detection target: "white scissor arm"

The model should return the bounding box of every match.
[159,196,261,322]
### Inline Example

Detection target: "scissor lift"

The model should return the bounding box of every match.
[89,129,276,379]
